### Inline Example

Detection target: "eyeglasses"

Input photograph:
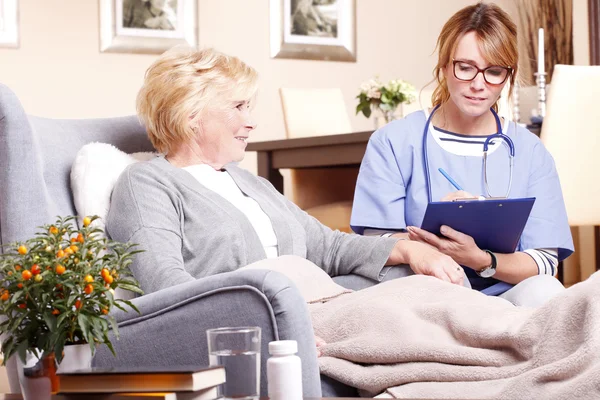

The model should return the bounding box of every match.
[452,59,512,85]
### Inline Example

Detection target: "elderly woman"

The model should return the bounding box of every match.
[106,47,466,297]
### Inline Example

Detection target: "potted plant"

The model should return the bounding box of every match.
[356,77,417,125]
[0,215,143,397]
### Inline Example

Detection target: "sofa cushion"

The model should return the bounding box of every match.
[70,142,156,230]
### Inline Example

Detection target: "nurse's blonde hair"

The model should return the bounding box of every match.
[137,47,258,155]
[431,2,518,112]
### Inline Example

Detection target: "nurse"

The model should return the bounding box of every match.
[351,2,574,307]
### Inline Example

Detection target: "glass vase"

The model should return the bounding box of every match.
[17,351,59,400]
[373,107,400,129]
[383,109,396,123]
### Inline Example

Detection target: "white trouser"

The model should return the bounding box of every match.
[498,275,565,307]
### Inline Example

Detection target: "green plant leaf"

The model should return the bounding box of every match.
[43,311,56,332]
[54,332,66,359]
[2,337,15,364]
[117,299,140,314]
[9,290,24,305]
[77,313,92,344]
[363,106,372,118]
[104,338,116,357]
[108,316,119,340]
[111,302,127,312]
[17,339,29,364]
[56,312,69,328]
[117,284,143,295]
[9,313,27,332]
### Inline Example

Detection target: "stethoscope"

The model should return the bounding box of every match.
[423,104,515,203]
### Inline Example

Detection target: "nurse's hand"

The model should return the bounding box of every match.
[391,240,464,285]
[407,225,489,271]
[441,190,476,202]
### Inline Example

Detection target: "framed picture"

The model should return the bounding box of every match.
[270,0,356,62]
[99,0,197,54]
[0,0,19,48]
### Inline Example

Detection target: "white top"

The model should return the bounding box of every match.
[423,109,508,157]
[184,164,279,258]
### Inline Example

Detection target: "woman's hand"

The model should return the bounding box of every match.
[315,335,326,357]
[388,240,465,286]
[407,225,490,271]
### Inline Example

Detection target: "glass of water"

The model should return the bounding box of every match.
[206,326,261,399]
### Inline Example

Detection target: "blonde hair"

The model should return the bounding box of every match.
[137,47,258,155]
[431,2,518,112]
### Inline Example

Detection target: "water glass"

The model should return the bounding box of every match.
[206,326,261,399]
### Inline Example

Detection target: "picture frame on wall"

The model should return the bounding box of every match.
[0,0,19,49]
[99,0,197,54]
[270,0,356,62]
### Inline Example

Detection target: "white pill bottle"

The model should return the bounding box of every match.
[267,340,303,400]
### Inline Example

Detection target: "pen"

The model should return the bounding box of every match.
[438,168,463,191]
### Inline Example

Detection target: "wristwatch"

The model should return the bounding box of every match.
[476,250,497,278]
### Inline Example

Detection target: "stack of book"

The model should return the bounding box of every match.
[52,365,226,400]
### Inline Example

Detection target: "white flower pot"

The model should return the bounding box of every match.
[56,343,93,374]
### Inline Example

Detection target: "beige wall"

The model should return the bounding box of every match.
[573,0,590,66]
[0,0,517,173]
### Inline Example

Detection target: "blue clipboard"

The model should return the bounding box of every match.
[420,197,536,254]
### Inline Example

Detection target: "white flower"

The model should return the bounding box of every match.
[367,88,381,99]
[359,78,383,96]
[360,82,372,92]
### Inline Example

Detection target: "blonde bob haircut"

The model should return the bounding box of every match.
[137,47,258,155]
[431,2,518,112]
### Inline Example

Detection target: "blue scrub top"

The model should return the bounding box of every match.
[351,111,574,289]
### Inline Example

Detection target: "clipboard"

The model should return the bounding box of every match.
[420,197,536,254]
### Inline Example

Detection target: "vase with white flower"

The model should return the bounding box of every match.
[356,77,416,127]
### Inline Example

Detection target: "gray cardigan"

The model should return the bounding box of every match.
[106,156,399,294]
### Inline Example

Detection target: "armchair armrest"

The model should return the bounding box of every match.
[92,268,321,398]
[332,264,414,291]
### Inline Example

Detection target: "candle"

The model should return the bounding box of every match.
[537,28,545,74]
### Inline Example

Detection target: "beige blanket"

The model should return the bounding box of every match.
[245,256,600,399]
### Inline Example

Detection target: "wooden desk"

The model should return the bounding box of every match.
[247,131,373,194]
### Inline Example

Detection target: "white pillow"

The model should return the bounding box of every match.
[70,142,156,231]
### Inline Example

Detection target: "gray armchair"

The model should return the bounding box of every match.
[0,83,323,397]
